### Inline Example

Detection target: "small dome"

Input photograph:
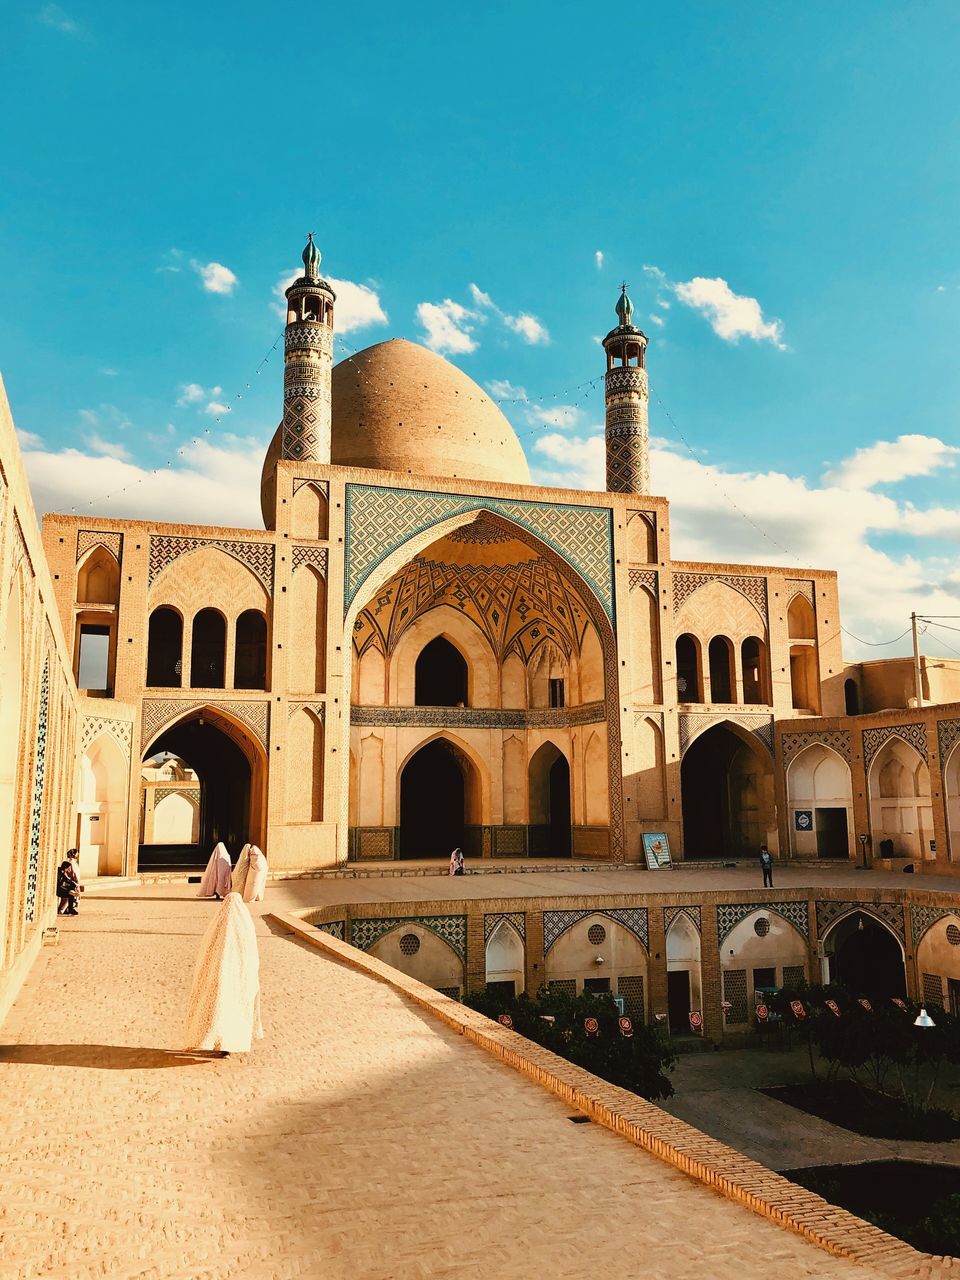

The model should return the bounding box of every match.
[261,339,531,526]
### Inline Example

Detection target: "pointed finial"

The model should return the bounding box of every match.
[616,282,633,328]
[302,232,321,280]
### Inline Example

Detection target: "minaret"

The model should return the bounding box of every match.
[602,283,649,493]
[281,234,336,462]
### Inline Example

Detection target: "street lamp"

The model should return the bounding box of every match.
[914,1007,936,1029]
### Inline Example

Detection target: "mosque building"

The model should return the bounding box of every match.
[3,234,960,1017]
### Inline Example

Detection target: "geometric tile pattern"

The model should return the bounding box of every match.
[815,899,905,943]
[617,973,645,1019]
[937,718,960,772]
[293,477,330,497]
[679,712,774,757]
[785,579,815,605]
[780,729,852,767]
[722,969,748,1024]
[716,900,810,947]
[77,529,122,562]
[861,722,929,769]
[910,903,958,946]
[80,714,133,753]
[673,571,767,622]
[316,919,345,941]
[350,914,468,962]
[628,568,658,596]
[484,912,526,943]
[782,964,806,990]
[605,365,649,494]
[923,972,944,1008]
[663,905,701,936]
[281,316,333,463]
[154,786,200,809]
[291,545,328,577]
[149,535,275,592]
[141,699,269,751]
[344,484,615,622]
[288,701,325,722]
[24,660,49,923]
[350,703,605,730]
[543,906,648,954]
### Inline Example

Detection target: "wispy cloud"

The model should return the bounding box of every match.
[469,282,550,346]
[38,4,85,36]
[526,404,581,429]
[193,261,238,295]
[595,251,604,271]
[824,434,960,490]
[272,270,387,334]
[416,299,480,354]
[486,379,528,403]
[176,383,206,406]
[88,433,131,462]
[176,382,226,417]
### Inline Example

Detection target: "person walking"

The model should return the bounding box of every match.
[759,845,774,889]
[184,893,263,1055]
[56,850,80,915]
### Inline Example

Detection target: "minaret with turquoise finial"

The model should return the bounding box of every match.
[602,282,649,493]
[281,233,336,463]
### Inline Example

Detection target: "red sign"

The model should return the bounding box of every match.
[824,999,841,1018]
[618,1016,634,1038]
[891,997,908,1011]
[688,1010,703,1034]
[584,1016,600,1036]
[790,999,807,1020]
[497,1013,513,1029]
[756,1004,769,1021]
[858,998,873,1012]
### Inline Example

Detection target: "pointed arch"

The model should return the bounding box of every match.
[286,706,324,823]
[76,543,120,605]
[485,917,526,994]
[786,742,853,859]
[868,736,933,861]
[291,481,328,539]
[288,563,326,693]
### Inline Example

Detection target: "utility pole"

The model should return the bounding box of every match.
[911,611,923,707]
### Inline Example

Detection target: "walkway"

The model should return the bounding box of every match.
[1,884,886,1280]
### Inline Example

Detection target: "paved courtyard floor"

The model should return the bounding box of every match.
[0,882,892,1280]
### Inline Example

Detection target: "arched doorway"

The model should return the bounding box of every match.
[414,636,469,706]
[822,911,906,1001]
[868,737,933,861]
[787,744,853,859]
[528,742,571,856]
[681,724,774,858]
[399,738,478,859]
[78,735,129,877]
[139,709,263,870]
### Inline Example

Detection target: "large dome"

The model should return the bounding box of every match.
[261,339,530,526]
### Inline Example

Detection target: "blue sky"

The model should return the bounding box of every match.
[2,2,960,658]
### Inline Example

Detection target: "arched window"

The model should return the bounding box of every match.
[788,596,816,640]
[146,607,183,688]
[844,678,860,715]
[234,610,267,690]
[741,637,767,705]
[708,636,735,703]
[77,546,119,605]
[675,634,702,703]
[190,609,226,688]
[414,637,468,707]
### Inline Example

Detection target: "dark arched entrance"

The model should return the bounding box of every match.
[400,739,467,859]
[528,743,571,856]
[139,712,254,870]
[827,912,906,1001]
[415,637,469,706]
[681,725,773,858]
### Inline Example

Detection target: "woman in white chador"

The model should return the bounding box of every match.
[197,842,232,899]
[231,843,251,895]
[184,893,263,1054]
[242,845,268,903]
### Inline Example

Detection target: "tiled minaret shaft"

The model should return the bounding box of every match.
[281,234,336,463]
[603,284,649,493]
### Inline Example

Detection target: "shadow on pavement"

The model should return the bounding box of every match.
[0,1043,213,1069]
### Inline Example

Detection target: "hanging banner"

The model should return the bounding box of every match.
[858,998,873,1012]
[688,1010,703,1035]
[584,1016,599,1036]
[824,998,841,1017]
[790,999,807,1020]
[618,1016,634,1038]
[755,1003,769,1021]
[497,1013,513,1029]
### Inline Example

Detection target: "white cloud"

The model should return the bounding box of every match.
[657,298,671,310]
[272,271,387,334]
[99,367,118,377]
[16,428,43,449]
[486,379,528,403]
[88,434,131,462]
[824,434,960,490]
[416,299,479,354]
[672,276,785,348]
[504,312,550,345]
[526,404,581,429]
[204,401,230,417]
[38,4,84,35]
[468,284,495,309]
[530,428,960,659]
[648,314,664,327]
[595,251,604,271]
[21,434,267,527]
[194,261,238,295]
[177,383,206,406]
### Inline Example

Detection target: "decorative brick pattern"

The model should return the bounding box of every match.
[493,827,525,855]
[484,912,526,943]
[937,717,960,771]
[617,974,645,1018]
[154,786,200,809]
[723,969,748,1024]
[141,699,269,751]
[80,714,133,753]
[716,901,810,946]
[861,722,929,768]
[910,903,958,945]
[923,973,944,1008]
[780,728,852,766]
[816,899,906,943]
[663,905,702,936]
[288,701,325,722]
[148,535,274,592]
[292,477,330,497]
[782,965,806,990]
[12,515,30,573]
[634,710,664,733]
[543,907,648,954]
[679,712,774,757]
[628,568,658,595]
[351,703,605,730]
[344,484,615,622]
[785,579,815,605]
[291,545,328,577]
[350,914,467,962]
[548,978,577,997]
[23,661,49,922]
[77,529,122,562]
[673,572,767,621]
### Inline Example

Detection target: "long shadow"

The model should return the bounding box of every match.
[0,1043,213,1069]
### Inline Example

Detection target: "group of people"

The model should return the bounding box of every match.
[197,841,267,903]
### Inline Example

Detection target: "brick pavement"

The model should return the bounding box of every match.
[0,885,900,1279]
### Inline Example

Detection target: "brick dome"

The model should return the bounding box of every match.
[261,339,530,527]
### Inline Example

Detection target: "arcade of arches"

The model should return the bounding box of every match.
[349,515,611,860]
